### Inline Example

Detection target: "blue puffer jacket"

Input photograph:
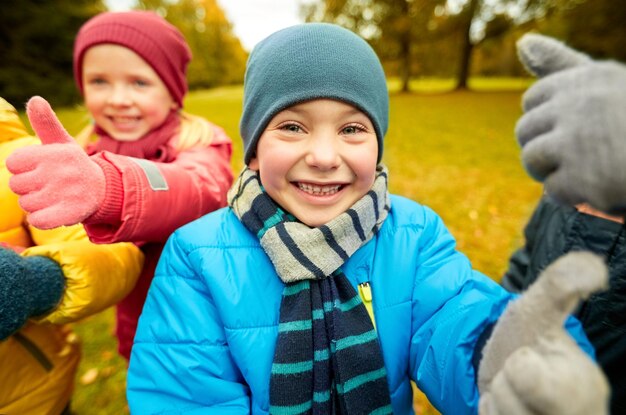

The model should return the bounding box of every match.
[127,195,589,415]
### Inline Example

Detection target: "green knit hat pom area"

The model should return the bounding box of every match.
[240,23,389,164]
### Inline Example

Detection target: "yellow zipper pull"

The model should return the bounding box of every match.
[358,282,375,329]
[358,282,372,302]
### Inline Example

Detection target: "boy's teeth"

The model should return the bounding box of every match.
[298,182,341,195]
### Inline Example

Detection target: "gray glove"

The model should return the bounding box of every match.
[478,252,610,415]
[516,33,626,214]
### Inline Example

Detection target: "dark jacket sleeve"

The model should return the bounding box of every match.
[501,198,544,292]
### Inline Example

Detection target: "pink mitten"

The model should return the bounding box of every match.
[7,96,105,229]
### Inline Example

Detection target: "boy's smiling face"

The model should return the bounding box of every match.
[249,99,378,227]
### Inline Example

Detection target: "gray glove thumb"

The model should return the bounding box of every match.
[479,251,607,392]
[478,252,610,415]
[517,33,591,77]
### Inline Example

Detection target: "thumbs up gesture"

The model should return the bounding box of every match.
[6,96,105,229]
[515,33,626,214]
[478,252,610,415]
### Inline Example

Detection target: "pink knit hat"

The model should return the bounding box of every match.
[73,11,192,107]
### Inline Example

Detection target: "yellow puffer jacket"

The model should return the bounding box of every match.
[0,98,144,414]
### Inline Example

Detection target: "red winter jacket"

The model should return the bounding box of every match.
[84,113,233,359]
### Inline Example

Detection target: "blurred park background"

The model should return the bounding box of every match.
[2,0,625,414]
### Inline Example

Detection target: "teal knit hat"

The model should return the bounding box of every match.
[240,23,389,164]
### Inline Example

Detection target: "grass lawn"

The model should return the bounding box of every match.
[50,79,542,414]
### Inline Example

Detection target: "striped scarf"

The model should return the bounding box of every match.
[228,166,393,415]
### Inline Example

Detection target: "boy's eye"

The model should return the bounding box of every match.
[342,124,366,135]
[280,123,302,133]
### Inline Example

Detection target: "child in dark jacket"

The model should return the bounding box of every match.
[502,33,626,415]
[6,11,234,360]
[502,197,626,414]
[126,24,608,414]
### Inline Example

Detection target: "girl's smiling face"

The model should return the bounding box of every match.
[249,99,378,227]
[81,44,177,142]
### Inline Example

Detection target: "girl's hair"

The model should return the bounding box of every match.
[176,112,215,150]
[74,112,214,152]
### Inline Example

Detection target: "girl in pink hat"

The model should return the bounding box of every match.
[7,10,234,361]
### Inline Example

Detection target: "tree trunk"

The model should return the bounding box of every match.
[399,0,411,92]
[456,0,480,90]
[400,30,411,92]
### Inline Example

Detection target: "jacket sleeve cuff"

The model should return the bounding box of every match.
[23,255,65,317]
[84,154,124,224]
[472,321,496,382]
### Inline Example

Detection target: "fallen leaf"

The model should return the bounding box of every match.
[80,368,99,385]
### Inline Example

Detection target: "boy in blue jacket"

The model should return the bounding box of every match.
[127,24,608,414]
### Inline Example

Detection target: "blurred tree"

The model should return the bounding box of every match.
[472,20,535,78]
[538,0,626,62]
[472,0,626,79]
[0,0,105,107]
[438,0,559,89]
[454,0,480,89]
[303,0,446,92]
[302,0,530,89]
[138,0,248,89]
[303,0,625,88]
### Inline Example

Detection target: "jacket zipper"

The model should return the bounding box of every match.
[358,282,376,329]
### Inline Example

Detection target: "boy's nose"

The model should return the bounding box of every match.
[305,135,340,170]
